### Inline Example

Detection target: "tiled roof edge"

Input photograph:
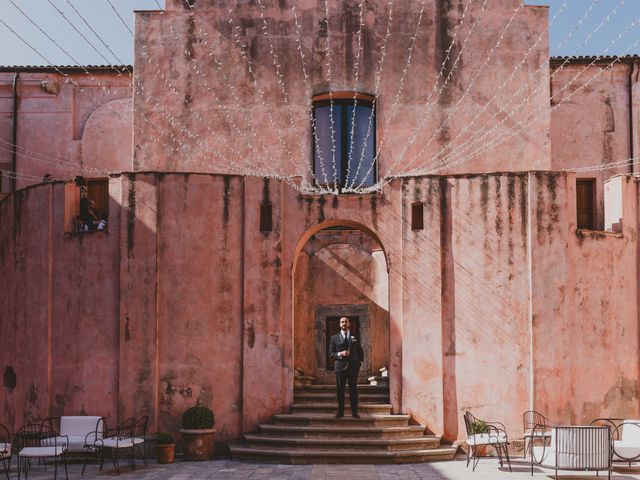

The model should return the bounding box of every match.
[0,65,132,73]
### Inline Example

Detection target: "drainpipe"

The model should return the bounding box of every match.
[629,63,635,174]
[10,72,19,192]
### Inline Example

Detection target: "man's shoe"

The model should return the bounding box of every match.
[352,413,360,418]
[335,413,343,418]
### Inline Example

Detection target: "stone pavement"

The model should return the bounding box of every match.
[11,456,640,480]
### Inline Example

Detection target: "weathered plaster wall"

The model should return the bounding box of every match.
[155,174,244,439]
[531,173,640,424]
[0,183,119,432]
[0,71,131,191]
[134,0,550,179]
[550,62,640,229]
[2,171,640,444]
[447,173,531,438]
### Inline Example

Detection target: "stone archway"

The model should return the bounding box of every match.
[292,223,389,385]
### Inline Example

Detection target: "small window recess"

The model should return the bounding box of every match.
[411,202,424,230]
[260,203,273,232]
[64,176,109,233]
[576,178,596,230]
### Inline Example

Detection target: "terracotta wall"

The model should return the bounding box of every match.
[550,61,640,229]
[133,0,550,179]
[531,173,640,424]
[2,171,640,443]
[0,71,132,191]
[0,182,119,432]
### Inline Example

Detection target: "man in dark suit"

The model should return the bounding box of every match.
[329,316,364,418]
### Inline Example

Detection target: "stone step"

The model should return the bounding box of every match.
[291,403,392,414]
[257,423,427,439]
[367,376,389,386]
[293,375,316,387]
[229,445,458,464]
[295,384,388,393]
[272,413,410,428]
[294,393,389,403]
[242,433,442,451]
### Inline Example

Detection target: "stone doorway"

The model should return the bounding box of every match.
[314,304,371,383]
[293,224,389,385]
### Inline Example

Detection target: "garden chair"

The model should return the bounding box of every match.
[463,411,512,472]
[14,423,68,480]
[132,415,149,467]
[78,417,107,475]
[592,417,640,465]
[531,425,611,479]
[98,417,135,475]
[522,410,552,458]
[0,424,11,480]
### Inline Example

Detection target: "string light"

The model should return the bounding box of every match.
[2,1,640,198]
[344,0,366,186]
[350,0,428,192]
[425,17,640,175]
[412,0,623,175]
[290,0,332,194]
[382,0,513,183]
[345,0,394,192]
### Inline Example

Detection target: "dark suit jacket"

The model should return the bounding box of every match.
[329,332,364,372]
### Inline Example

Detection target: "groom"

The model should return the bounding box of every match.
[329,316,364,418]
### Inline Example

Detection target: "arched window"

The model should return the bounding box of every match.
[312,92,376,190]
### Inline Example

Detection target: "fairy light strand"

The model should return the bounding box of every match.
[413,0,622,174]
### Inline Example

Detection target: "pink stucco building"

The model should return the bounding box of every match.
[1,0,640,460]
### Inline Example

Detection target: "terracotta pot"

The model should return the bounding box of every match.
[179,428,216,461]
[156,443,175,464]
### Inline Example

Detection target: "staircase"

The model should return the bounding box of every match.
[229,382,458,464]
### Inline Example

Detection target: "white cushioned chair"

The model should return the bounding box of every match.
[612,419,640,463]
[48,416,105,453]
[15,424,68,480]
[98,417,136,475]
[132,415,149,467]
[0,424,10,480]
[464,411,512,472]
[531,425,611,479]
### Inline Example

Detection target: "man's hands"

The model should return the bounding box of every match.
[339,350,350,357]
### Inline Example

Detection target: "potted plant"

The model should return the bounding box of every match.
[179,404,216,461]
[468,419,490,457]
[155,432,175,464]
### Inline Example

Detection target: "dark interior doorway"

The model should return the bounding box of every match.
[325,315,360,371]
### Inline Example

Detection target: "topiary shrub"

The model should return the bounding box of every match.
[156,432,174,445]
[182,405,215,429]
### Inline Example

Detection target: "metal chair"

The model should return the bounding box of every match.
[523,410,551,458]
[592,417,640,466]
[99,417,135,475]
[14,424,68,480]
[0,424,11,480]
[80,417,107,475]
[531,425,611,479]
[463,411,512,472]
[132,415,149,467]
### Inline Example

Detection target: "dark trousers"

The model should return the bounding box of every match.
[335,365,359,415]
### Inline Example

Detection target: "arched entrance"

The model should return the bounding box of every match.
[292,221,390,385]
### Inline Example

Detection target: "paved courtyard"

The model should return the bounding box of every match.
[10,456,640,480]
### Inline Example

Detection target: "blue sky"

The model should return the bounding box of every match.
[0,0,638,67]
